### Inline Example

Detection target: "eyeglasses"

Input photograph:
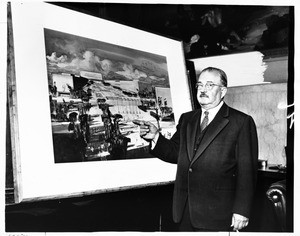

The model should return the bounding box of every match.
[195,82,224,91]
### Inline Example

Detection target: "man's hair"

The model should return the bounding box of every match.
[199,67,228,87]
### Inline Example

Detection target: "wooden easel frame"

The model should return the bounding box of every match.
[6,2,193,203]
[6,2,22,204]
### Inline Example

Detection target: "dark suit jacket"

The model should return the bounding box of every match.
[151,103,258,230]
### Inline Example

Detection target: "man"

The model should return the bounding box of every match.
[134,67,258,231]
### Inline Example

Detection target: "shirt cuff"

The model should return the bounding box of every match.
[150,132,160,150]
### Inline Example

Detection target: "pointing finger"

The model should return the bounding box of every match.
[132,119,144,126]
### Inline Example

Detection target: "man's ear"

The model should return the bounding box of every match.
[221,87,227,99]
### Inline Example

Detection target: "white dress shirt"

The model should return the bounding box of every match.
[201,101,224,126]
[151,101,224,148]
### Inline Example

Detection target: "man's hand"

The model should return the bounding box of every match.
[231,213,249,231]
[132,120,159,140]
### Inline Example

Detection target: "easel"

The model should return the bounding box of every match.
[6,3,22,204]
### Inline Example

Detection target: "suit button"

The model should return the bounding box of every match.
[189,168,193,173]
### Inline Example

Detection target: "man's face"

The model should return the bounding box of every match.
[196,71,227,110]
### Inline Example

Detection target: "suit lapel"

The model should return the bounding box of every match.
[191,104,229,165]
[186,110,201,161]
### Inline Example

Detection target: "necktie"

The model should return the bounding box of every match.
[200,111,209,132]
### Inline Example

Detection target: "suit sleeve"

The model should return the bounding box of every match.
[150,114,183,164]
[232,115,258,218]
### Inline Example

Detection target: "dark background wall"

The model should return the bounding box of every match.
[52,3,291,59]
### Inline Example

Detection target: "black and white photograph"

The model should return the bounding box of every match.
[2,0,298,235]
[45,28,175,163]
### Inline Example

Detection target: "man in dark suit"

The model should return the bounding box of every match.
[134,67,258,231]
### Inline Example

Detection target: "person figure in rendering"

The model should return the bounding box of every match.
[133,67,258,231]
